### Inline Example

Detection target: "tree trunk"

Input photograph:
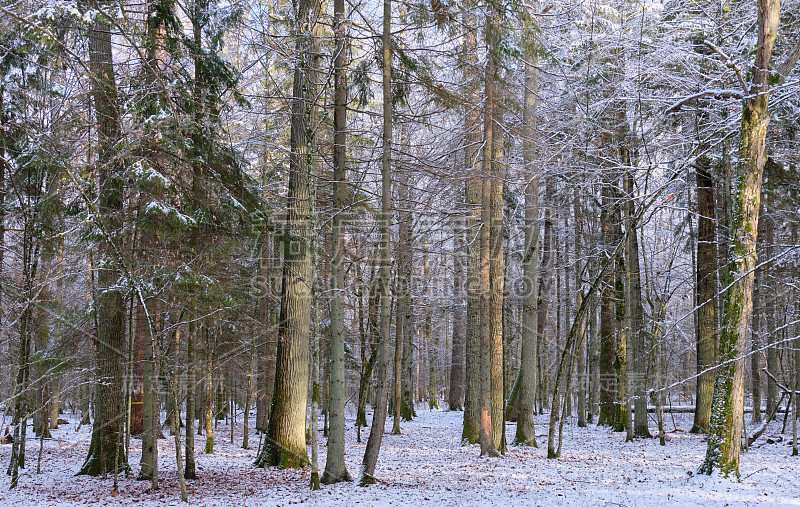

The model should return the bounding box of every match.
[310,294,321,490]
[243,338,255,450]
[700,0,779,477]
[598,181,616,428]
[514,41,539,446]
[613,193,628,435]
[399,186,416,422]
[489,90,505,453]
[356,268,380,429]
[462,178,482,444]
[255,0,321,469]
[424,252,438,410]
[692,160,718,433]
[78,2,128,476]
[322,0,351,481]
[761,209,778,419]
[138,299,159,485]
[256,229,279,435]
[460,5,481,445]
[448,216,465,412]
[478,16,498,457]
[574,189,587,428]
[392,265,404,432]
[184,310,197,478]
[623,172,649,438]
[358,0,392,483]
[204,329,215,453]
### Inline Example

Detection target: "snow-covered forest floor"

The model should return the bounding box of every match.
[1,407,799,506]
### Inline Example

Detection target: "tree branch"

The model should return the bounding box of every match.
[703,40,748,94]
[665,89,743,114]
[776,37,800,82]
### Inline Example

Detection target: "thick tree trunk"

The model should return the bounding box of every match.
[462,178,482,444]
[700,0,778,477]
[255,0,321,469]
[78,3,128,476]
[138,302,159,485]
[478,18,498,457]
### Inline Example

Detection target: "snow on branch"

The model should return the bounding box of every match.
[703,39,748,94]
[665,89,743,114]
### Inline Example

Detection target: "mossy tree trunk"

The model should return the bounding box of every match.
[700,0,779,477]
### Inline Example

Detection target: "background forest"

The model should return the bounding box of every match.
[1,0,799,500]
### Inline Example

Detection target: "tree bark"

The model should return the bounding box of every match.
[598,180,616,428]
[358,0,393,483]
[322,0,352,482]
[463,178,482,444]
[78,1,128,475]
[477,14,498,457]
[448,217,465,411]
[623,172,649,438]
[399,181,416,422]
[700,0,779,477]
[255,0,321,469]
[204,328,215,453]
[574,189,587,428]
[692,159,718,433]
[489,88,505,453]
[514,38,539,445]
[138,299,159,485]
[460,4,481,445]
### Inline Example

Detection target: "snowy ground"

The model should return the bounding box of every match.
[1,407,799,506]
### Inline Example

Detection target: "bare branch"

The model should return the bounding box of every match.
[776,37,800,82]
[703,39,748,94]
[665,89,743,114]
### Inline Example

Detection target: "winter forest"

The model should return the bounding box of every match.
[1,0,799,503]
